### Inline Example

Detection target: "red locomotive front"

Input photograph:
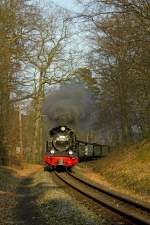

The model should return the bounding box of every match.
[44,126,78,170]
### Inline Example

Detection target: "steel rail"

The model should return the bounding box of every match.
[55,172,150,225]
[69,172,150,213]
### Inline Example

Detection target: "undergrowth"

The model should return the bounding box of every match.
[78,140,150,198]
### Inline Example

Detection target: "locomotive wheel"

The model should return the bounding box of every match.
[44,165,53,172]
[67,167,72,172]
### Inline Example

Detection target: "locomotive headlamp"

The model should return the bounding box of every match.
[50,149,55,154]
[61,126,65,131]
[68,150,73,155]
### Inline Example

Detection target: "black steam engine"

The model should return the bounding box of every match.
[44,126,78,170]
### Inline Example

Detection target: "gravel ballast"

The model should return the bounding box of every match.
[36,171,108,225]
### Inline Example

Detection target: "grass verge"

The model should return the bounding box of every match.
[77,140,150,202]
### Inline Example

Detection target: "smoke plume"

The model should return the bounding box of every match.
[42,81,98,131]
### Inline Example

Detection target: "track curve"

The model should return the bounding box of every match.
[55,171,150,225]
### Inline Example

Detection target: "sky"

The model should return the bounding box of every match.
[49,0,82,12]
[53,0,76,9]
[37,0,86,51]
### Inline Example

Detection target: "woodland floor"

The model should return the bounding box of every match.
[0,164,112,225]
[0,164,43,225]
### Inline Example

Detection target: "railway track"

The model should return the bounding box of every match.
[55,171,150,225]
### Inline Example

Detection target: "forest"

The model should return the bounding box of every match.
[0,0,149,165]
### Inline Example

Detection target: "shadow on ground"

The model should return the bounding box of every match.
[14,174,65,225]
[15,176,48,225]
[0,167,18,192]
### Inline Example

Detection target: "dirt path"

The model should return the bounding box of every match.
[0,164,48,225]
[14,176,48,225]
[0,165,106,225]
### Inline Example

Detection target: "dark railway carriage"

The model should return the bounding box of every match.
[44,126,78,170]
[76,140,111,161]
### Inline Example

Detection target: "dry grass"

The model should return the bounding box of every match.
[77,140,150,203]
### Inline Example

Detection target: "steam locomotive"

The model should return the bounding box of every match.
[43,126,78,170]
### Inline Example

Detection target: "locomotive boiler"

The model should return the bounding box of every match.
[43,126,78,170]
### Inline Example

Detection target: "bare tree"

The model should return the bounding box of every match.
[75,0,150,143]
[23,9,72,153]
[0,0,41,165]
